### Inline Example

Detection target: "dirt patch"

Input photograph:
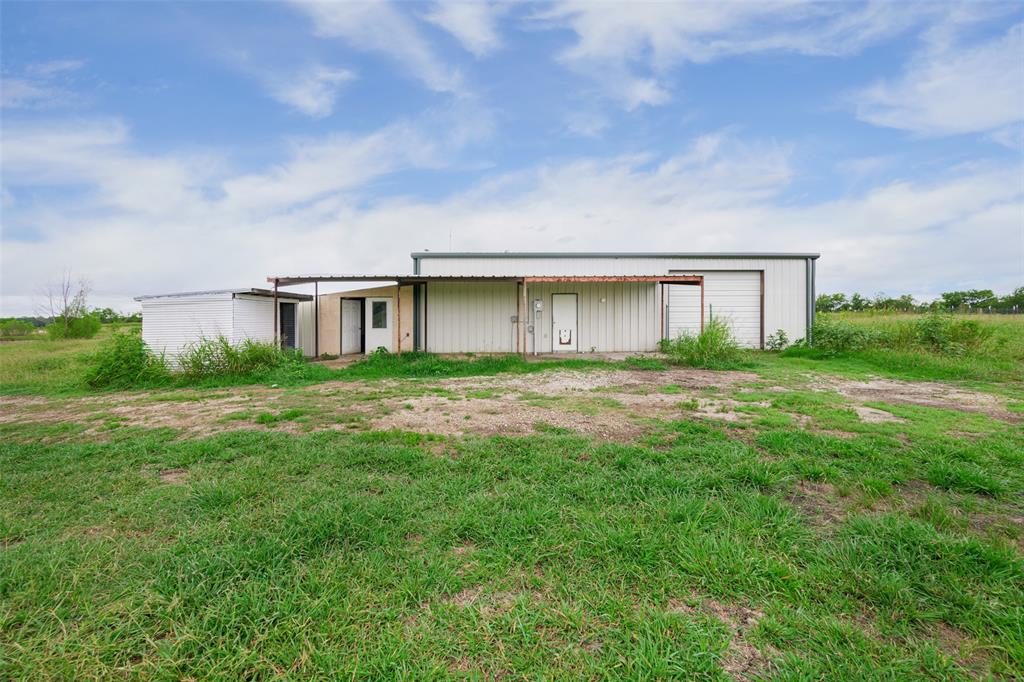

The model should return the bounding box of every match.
[668,594,774,681]
[786,481,847,529]
[158,468,188,485]
[817,377,1016,421]
[852,405,907,424]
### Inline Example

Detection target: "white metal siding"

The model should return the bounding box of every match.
[298,301,315,356]
[418,256,808,344]
[232,296,275,345]
[523,282,659,353]
[426,281,518,353]
[141,294,234,361]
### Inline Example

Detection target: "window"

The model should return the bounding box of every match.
[371,301,387,329]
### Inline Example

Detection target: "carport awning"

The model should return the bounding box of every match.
[266,274,702,286]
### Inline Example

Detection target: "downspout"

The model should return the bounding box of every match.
[412,256,421,351]
[805,258,812,344]
[811,258,817,334]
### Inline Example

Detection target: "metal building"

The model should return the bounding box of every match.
[269,251,818,356]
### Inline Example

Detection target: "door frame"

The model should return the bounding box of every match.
[550,292,579,353]
[278,301,297,349]
[339,297,365,355]
[364,296,394,353]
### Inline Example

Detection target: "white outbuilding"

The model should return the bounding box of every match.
[134,288,314,362]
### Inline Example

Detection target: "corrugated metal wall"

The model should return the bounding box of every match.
[523,282,659,353]
[141,293,234,361]
[425,281,660,353]
[425,281,518,353]
[418,256,809,344]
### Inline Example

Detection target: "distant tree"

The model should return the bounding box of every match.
[815,293,848,313]
[39,270,101,339]
[997,287,1024,311]
[939,289,997,310]
[848,293,869,311]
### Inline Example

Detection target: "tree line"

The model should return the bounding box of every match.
[816,288,1024,314]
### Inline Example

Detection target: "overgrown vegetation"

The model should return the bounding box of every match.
[176,337,304,379]
[82,332,170,389]
[659,318,746,369]
[817,287,1024,313]
[0,319,36,338]
[797,313,995,357]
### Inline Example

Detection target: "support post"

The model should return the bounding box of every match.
[273,278,279,347]
[700,277,705,332]
[314,281,319,358]
[521,279,528,359]
[395,284,402,355]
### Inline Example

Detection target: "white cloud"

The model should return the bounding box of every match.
[5,122,1019,316]
[853,22,1024,136]
[1,59,85,109]
[564,110,610,137]
[293,0,462,93]
[423,0,506,57]
[536,1,939,108]
[265,64,356,118]
[24,59,85,77]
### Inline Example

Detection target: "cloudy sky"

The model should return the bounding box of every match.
[1,0,1022,315]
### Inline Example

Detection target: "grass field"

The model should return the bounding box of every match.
[1,315,1022,679]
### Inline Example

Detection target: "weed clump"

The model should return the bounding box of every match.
[658,319,745,369]
[177,337,304,378]
[83,331,169,389]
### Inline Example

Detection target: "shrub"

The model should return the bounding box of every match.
[0,319,36,337]
[176,336,303,378]
[46,313,102,340]
[658,318,744,369]
[807,318,881,355]
[84,331,169,389]
[765,329,789,351]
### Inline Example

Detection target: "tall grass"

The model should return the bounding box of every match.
[658,318,745,369]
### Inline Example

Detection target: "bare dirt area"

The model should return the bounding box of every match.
[1,366,1016,443]
[667,594,775,681]
[815,376,1017,421]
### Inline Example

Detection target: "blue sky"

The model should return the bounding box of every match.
[2,0,1022,315]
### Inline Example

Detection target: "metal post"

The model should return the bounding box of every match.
[522,279,528,359]
[314,281,319,358]
[395,284,401,355]
[273,278,279,347]
[700,277,705,332]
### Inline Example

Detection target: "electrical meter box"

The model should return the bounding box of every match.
[533,299,543,311]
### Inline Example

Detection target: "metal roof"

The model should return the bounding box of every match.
[411,251,820,259]
[134,288,313,301]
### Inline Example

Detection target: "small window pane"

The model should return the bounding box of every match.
[372,301,387,329]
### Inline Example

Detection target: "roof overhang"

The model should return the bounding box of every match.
[266,274,702,287]
[135,288,312,302]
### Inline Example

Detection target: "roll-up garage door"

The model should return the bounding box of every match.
[667,272,762,348]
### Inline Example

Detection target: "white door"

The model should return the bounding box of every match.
[550,294,578,352]
[341,299,362,354]
[364,297,393,353]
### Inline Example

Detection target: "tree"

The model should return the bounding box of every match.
[39,270,101,339]
[848,293,869,311]
[939,289,996,310]
[815,293,848,313]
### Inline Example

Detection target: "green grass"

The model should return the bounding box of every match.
[2,419,1021,679]
[2,314,1023,678]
